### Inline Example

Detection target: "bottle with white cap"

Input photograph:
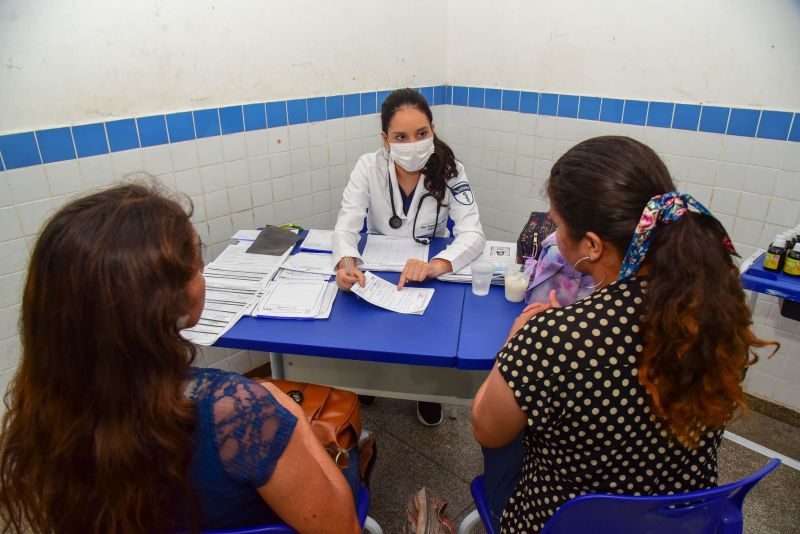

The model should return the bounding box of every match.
[784,242,800,276]
[764,233,786,272]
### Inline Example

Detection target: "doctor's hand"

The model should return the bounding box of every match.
[335,258,366,292]
[398,258,452,289]
[505,290,561,345]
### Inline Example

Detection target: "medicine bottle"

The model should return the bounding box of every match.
[784,243,800,277]
[763,234,786,272]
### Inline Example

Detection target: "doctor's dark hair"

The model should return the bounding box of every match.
[546,136,774,448]
[0,183,202,533]
[381,88,458,203]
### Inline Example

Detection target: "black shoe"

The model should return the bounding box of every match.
[359,395,376,407]
[416,401,443,426]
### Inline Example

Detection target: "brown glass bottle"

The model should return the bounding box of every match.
[784,243,800,277]
[763,234,785,272]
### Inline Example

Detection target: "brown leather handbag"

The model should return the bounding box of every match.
[263,379,362,470]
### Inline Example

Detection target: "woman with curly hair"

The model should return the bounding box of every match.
[472,136,775,533]
[0,184,359,534]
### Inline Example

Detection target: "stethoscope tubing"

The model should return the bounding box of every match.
[385,155,441,245]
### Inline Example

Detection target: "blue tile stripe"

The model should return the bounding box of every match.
[0,86,797,169]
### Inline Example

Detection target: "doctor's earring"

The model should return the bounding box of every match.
[568,256,606,289]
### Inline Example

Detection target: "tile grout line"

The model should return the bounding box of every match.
[376,420,478,484]
[724,430,800,471]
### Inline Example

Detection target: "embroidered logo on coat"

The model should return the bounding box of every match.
[449,181,474,205]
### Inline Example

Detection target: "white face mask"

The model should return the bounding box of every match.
[388,137,435,172]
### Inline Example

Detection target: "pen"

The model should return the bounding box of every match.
[344,257,354,277]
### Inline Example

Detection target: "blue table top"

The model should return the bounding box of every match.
[219,272,464,367]
[457,284,525,370]
[741,252,800,302]
[216,232,469,367]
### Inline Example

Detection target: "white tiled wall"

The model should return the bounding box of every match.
[436,104,800,409]
[0,113,383,384]
[1,105,799,409]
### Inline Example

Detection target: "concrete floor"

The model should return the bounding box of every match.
[360,399,800,534]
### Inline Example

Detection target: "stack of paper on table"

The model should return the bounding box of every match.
[438,240,516,284]
[299,229,334,252]
[181,242,291,345]
[359,235,430,272]
[351,272,434,315]
[281,252,336,276]
[252,279,338,319]
[274,268,332,281]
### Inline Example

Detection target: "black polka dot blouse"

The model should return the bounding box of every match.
[497,277,722,533]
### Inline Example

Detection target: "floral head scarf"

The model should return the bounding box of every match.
[618,192,737,281]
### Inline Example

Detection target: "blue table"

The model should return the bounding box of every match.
[220,273,465,368]
[215,233,520,402]
[457,284,525,370]
[740,252,800,301]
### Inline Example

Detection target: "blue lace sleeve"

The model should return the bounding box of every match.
[210,374,298,488]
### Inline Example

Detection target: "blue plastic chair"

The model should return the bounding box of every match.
[202,484,382,533]
[459,459,780,534]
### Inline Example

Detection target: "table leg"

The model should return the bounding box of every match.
[449,404,458,420]
[269,352,285,379]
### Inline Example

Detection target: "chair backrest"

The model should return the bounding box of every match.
[469,475,498,534]
[540,459,780,534]
[201,484,371,534]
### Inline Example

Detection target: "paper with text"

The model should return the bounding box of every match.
[300,229,335,252]
[254,279,328,319]
[350,271,434,315]
[181,242,291,345]
[360,235,430,272]
[282,252,336,276]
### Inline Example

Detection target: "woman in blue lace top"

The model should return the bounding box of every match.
[0,184,359,534]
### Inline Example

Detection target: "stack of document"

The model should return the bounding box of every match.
[438,240,517,284]
[351,272,434,315]
[299,229,334,252]
[252,279,338,319]
[360,235,430,272]
[281,252,336,276]
[181,242,291,345]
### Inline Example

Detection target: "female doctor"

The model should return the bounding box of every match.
[332,88,486,426]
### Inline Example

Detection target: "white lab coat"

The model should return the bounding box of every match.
[333,148,486,274]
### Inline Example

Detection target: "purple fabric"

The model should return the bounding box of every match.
[524,233,594,305]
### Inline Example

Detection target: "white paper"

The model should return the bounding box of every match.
[350,271,434,315]
[181,243,292,345]
[274,268,333,281]
[254,279,328,318]
[315,282,339,319]
[231,229,262,241]
[300,229,335,252]
[281,252,336,276]
[360,235,430,272]
[438,240,516,283]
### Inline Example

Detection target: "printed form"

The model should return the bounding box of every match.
[351,272,434,315]
[181,242,290,345]
[360,235,430,272]
[300,229,334,252]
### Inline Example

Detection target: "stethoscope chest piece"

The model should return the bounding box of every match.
[389,215,403,229]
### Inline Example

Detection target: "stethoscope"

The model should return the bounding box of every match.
[385,157,442,245]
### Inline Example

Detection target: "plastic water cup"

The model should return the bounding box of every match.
[471,261,495,296]
[504,264,528,302]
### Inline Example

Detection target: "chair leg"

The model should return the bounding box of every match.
[363,516,383,534]
[457,509,481,534]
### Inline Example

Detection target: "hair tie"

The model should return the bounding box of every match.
[618,192,737,280]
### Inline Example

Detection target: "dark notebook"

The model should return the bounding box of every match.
[246,225,302,256]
